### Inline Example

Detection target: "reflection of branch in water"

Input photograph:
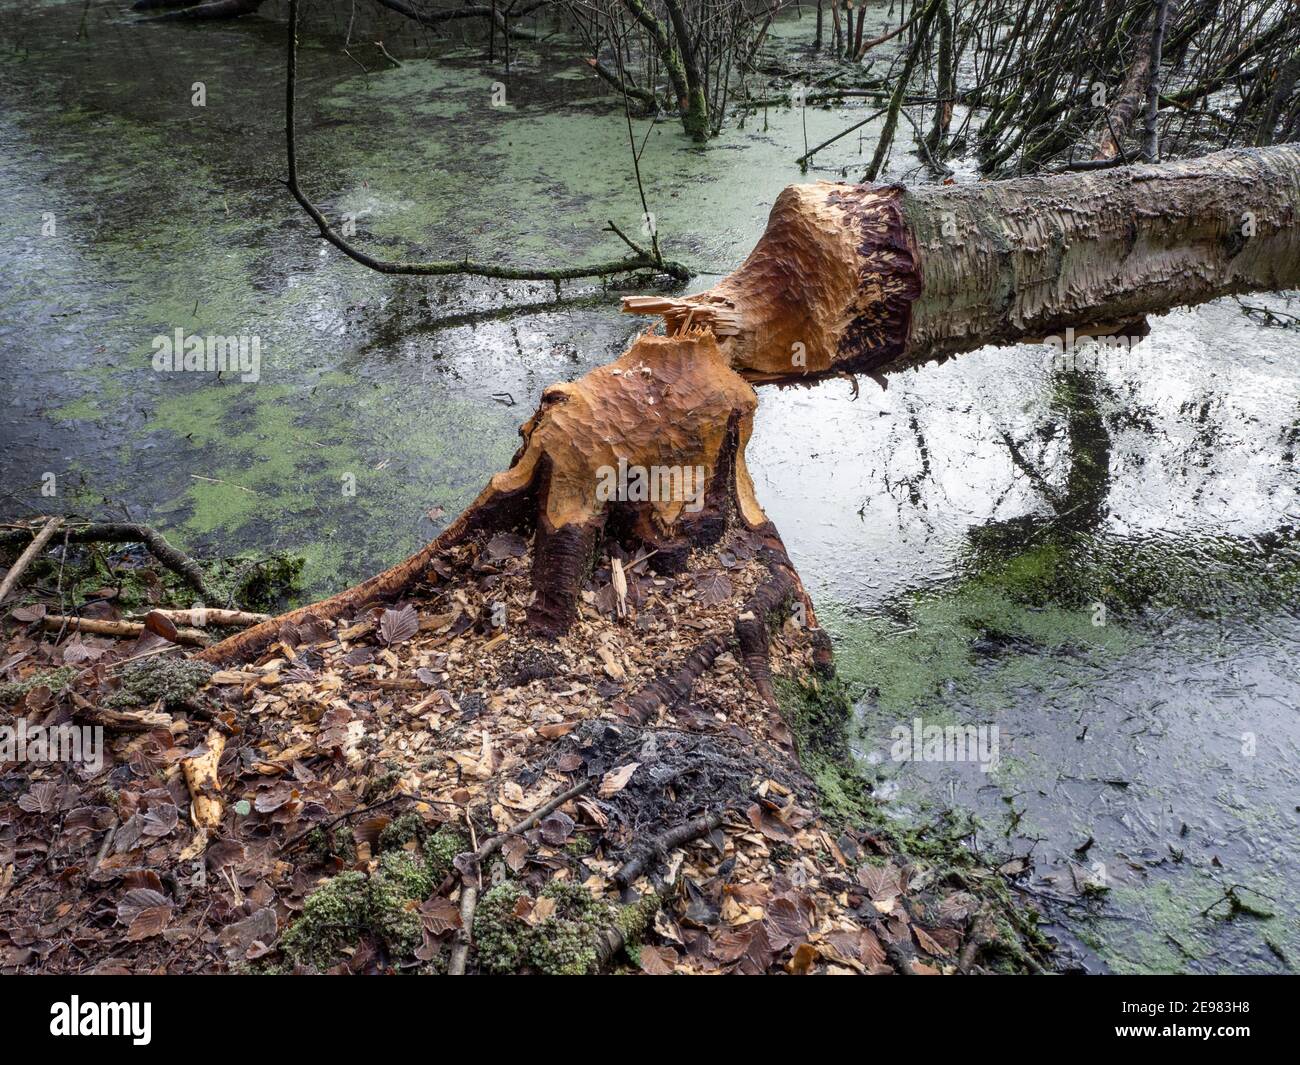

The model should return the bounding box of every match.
[875,401,953,530]
[1235,297,1300,328]
[993,370,1112,534]
[908,404,933,482]
[1057,371,1111,531]
[347,290,618,363]
[997,426,1066,511]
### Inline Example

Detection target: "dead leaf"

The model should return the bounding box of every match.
[747,803,794,842]
[502,835,529,873]
[143,610,179,643]
[125,906,172,942]
[638,943,677,975]
[379,605,419,646]
[599,762,640,798]
[694,571,733,607]
[539,811,575,846]
[522,896,557,927]
[419,896,462,936]
[17,781,60,815]
[484,533,528,561]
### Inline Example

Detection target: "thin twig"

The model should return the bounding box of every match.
[0,516,64,604]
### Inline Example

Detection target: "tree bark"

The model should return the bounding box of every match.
[1140,0,1170,163]
[620,0,706,140]
[662,0,709,140]
[201,144,1300,667]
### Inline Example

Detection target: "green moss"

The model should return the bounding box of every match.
[378,812,424,852]
[14,545,302,616]
[529,917,599,976]
[363,767,402,803]
[25,551,165,613]
[0,667,78,704]
[775,674,872,822]
[279,851,436,970]
[200,553,305,613]
[422,826,468,883]
[103,657,214,709]
[472,880,623,975]
[369,851,434,957]
[473,882,529,974]
[308,824,357,864]
[564,834,594,856]
[613,891,661,946]
[527,880,615,975]
[280,871,371,971]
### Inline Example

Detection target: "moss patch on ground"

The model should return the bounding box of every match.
[775,674,872,822]
[279,871,373,971]
[0,666,78,705]
[9,543,304,615]
[103,657,214,710]
[472,879,652,975]
[279,825,471,970]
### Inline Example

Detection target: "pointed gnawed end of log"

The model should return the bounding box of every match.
[624,183,920,382]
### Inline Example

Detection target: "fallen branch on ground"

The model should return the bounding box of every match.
[128,608,269,628]
[448,780,594,975]
[39,615,210,646]
[0,520,214,601]
[0,517,64,604]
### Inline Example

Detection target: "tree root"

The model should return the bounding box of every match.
[734,567,796,706]
[614,810,724,893]
[617,635,730,726]
[957,907,998,974]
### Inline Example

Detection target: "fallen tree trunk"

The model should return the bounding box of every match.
[201,144,1300,666]
[633,144,1300,378]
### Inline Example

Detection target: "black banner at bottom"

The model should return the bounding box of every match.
[0,973,1287,1052]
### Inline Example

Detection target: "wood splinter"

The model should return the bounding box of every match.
[182,728,227,832]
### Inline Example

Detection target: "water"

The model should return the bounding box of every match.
[2,1,1298,973]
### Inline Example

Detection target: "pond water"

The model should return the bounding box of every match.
[2,1,1297,973]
